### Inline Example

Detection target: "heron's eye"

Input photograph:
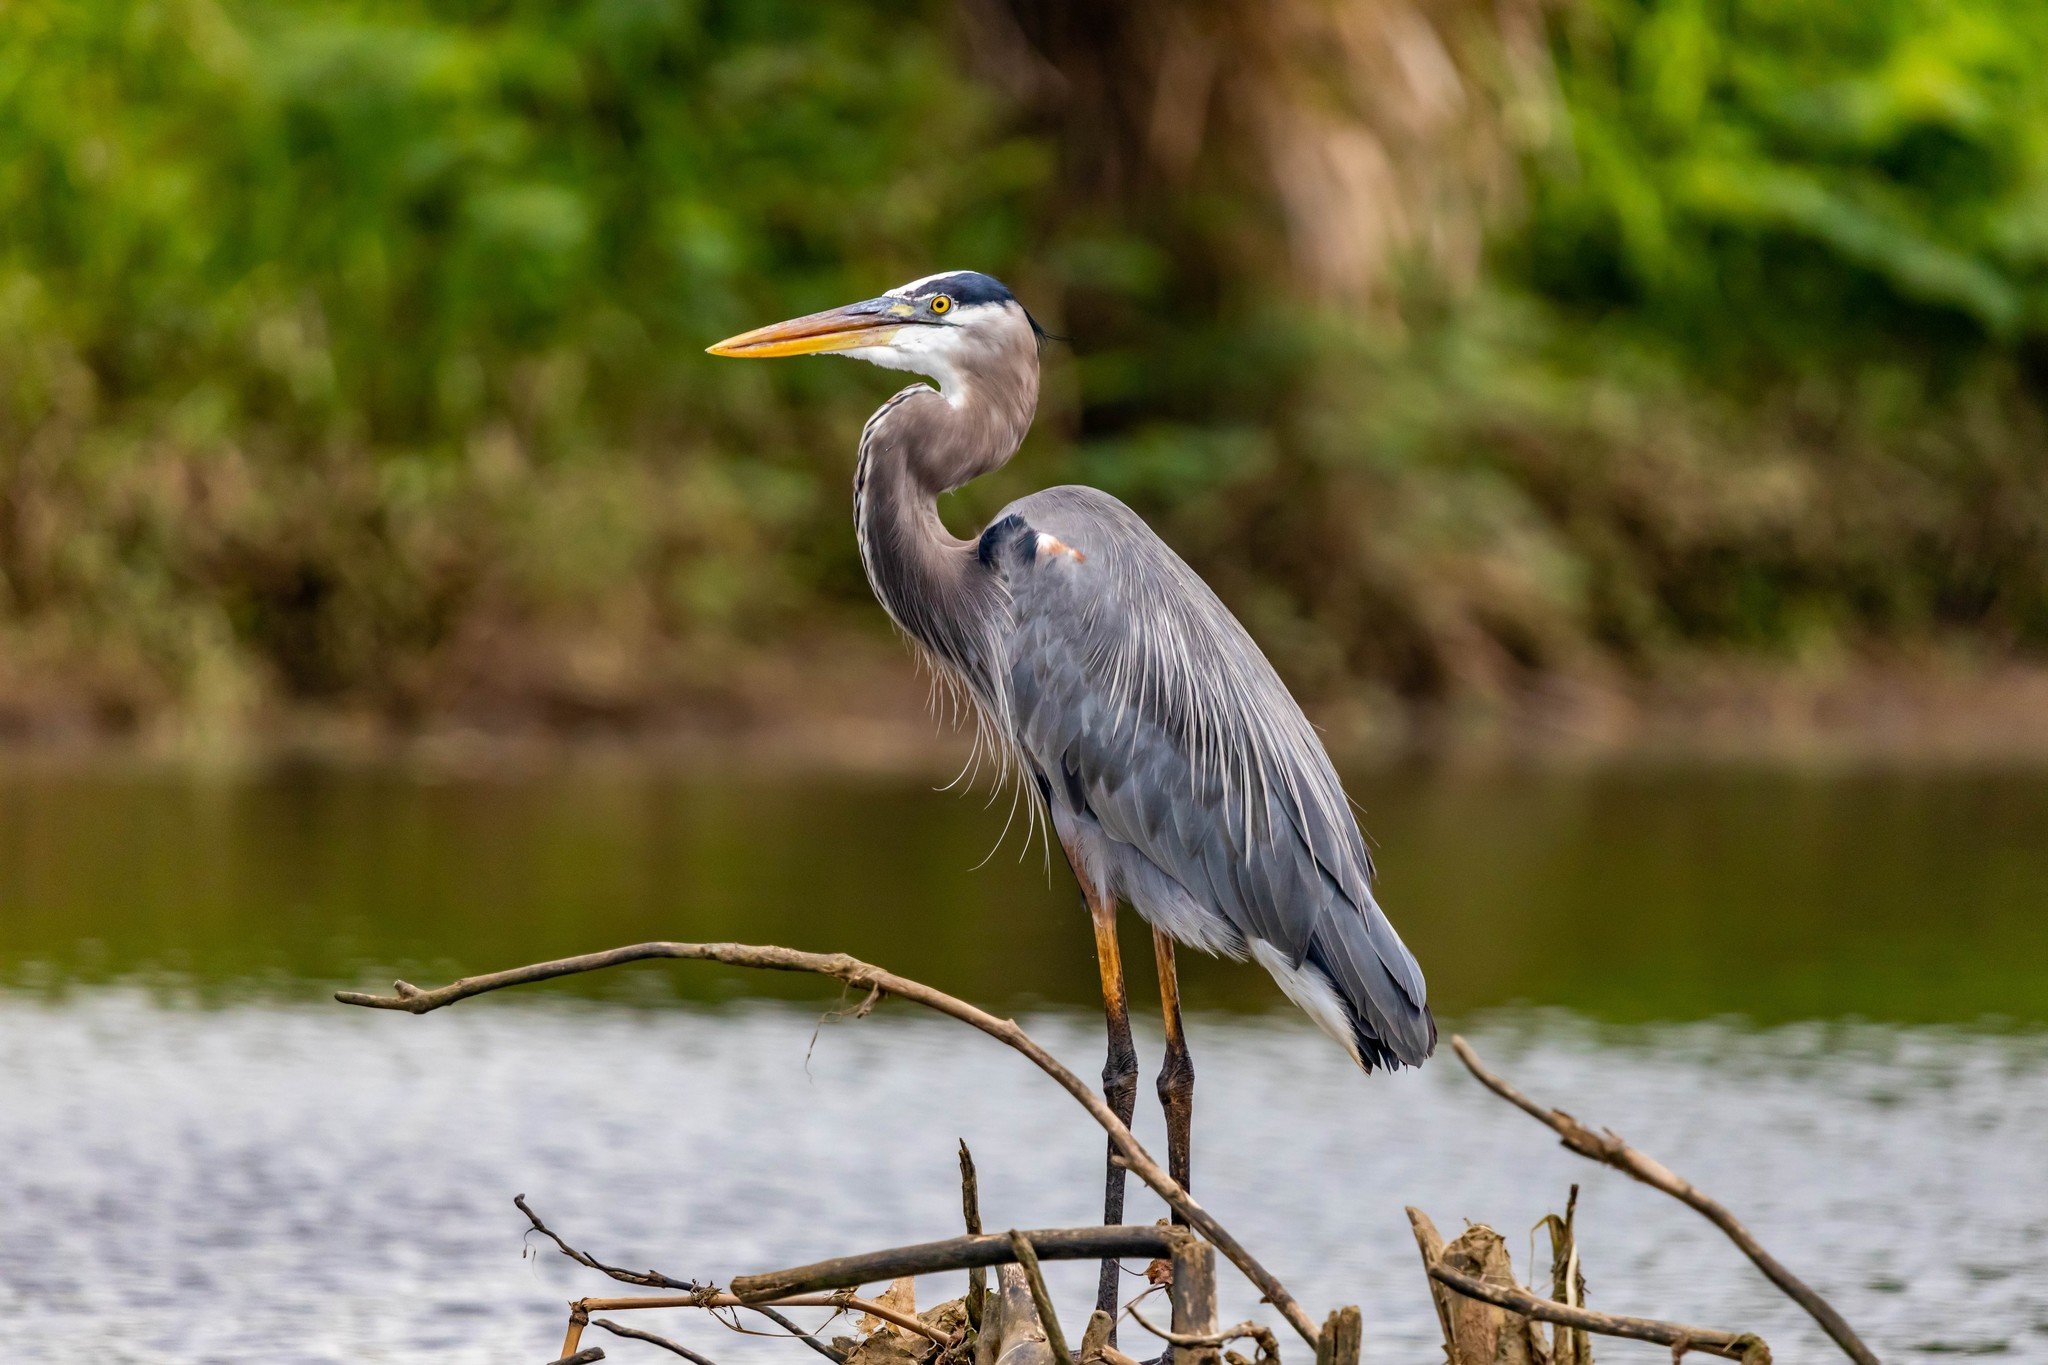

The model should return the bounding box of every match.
[929,295,953,315]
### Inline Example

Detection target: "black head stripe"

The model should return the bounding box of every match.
[909,271,1015,307]
[902,270,1054,342]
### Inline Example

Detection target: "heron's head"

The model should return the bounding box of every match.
[707,271,1042,403]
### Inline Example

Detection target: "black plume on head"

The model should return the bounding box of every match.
[908,270,1061,346]
[904,271,1014,306]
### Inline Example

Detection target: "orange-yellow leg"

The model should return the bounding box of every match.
[1089,888,1139,1333]
[1153,929,1194,1213]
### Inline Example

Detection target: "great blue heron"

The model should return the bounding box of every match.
[710,271,1433,1323]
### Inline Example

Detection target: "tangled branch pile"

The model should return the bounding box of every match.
[339,939,1880,1364]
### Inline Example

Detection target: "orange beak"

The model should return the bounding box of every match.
[706,296,913,359]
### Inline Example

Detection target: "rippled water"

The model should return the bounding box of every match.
[1,997,2042,1363]
[2,760,2047,1362]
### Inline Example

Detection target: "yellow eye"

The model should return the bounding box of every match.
[930,294,952,315]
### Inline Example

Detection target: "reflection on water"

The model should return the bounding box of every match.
[0,997,2041,1363]
[2,759,2046,1363]
[4,759,2048,1022]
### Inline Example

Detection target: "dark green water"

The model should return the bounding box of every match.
[5,757,2045,1025]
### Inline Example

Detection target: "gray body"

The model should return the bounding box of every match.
[839,272,1434,1070]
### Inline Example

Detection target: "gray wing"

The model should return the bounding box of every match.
[980,486,1434,1070]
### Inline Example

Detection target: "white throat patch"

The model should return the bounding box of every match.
[845,299,1011,404]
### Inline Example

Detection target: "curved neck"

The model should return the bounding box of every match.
[854,374,1035,692]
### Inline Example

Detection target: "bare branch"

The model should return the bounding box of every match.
[831,1295,951,1346]
[337,942,1320,1347]
[591,1317,722,1365]
[1125,1304,1279,1363]
[1426,1261,1769,1363]
[960,1140,988,1332]
[548,1350,605,1365]
[1009,1229,1075,1365]
[1077,1309,1148,1365]
[733,1227,1179,1300]
[577,1293,942,1342]
[519,1193,693,1290]
[517,1195,845,1363]
[1450,1036,1874,1365]
[577,1291,949,1346]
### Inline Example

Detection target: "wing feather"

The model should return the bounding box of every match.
[985,487,1434,1068]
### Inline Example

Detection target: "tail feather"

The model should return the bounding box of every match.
[1303,892,1435,1071]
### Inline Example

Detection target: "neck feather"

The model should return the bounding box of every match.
[853,375,1034,698]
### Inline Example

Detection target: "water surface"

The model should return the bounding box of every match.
[2,759,2045,1362]
[6,759,2047,1022]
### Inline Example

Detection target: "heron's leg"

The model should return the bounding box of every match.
[1152,929,1194,1212]
[1088,887,1139,1329]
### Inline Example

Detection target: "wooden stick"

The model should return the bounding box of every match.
[959,1140,988,1331]
[1124,1305,1279,1362]
[1450,1036,1873,1365]
[1010,1229,1075,1365]
[1078,1309,1147,1365]
[732,1227,1179,1300]
[559,1303,591,1361]
[1309,1307,1358,1365]
[336,942,1320,1347]
[1425,1262,1770,1363]
[1167,1238,1219,1365]
[590,1318,720,1365]
[1080,1309,1115,1365]
[577,1292,949,1346]
[518,1195,845,1363]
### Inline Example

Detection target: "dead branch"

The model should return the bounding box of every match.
[577,1293,950,1347]
[549,1350,605,1365]
[1427,1259,1770,1363]
[1166,1237,1221,1365]
[1407,1210,1543,1365]
[562,1302,595,1359]
[591,1317,721,1365]
[336,941,1320,1347]
[1078,1311,1110,1365]
[1125,1304,1279,1363]
[733,1227,1180,1300]
[1450,1036,1874,1365]
[1308,1308,1359,1365]
[520,1193,693,1290]
[518,1195,846,1363]
[960,1141,988,1332]
[1009,1229,1075,1365]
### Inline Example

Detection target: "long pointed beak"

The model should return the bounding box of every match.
[706,296,912,358]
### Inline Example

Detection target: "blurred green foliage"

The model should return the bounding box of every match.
[0,0,2043,737]
[1524,0,2048,370]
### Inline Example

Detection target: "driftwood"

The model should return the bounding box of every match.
[336,942,1318,1348]
[518,1195,846,1362]
[1408,1206,1770,1363]
[1427,1261,1770,1363]
[1007,1229,1074,1365]
[959,1143,988,1332]
[980,1262,1093,1365]
[1309,1307,1359,1365]
[1539,1187,1591,1365]
[516,1185,1251,1365]
[336,944,1880,1365]
[1450,1037,1875,1365]
[732,1228,1183,1300]
[1408,1211,1544,1365]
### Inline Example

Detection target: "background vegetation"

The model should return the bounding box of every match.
[1,0,2044,744]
